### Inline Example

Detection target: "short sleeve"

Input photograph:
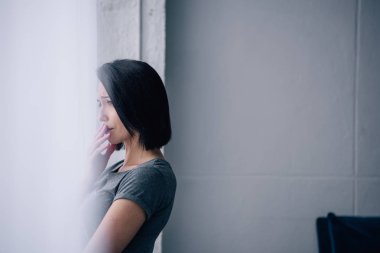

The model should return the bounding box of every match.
[113,167,166,220]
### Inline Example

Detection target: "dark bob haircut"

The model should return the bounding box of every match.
[97,59,171,151]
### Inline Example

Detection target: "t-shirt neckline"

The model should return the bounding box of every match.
[110,157,166,173]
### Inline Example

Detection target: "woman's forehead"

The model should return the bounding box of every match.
[97,83,109,97]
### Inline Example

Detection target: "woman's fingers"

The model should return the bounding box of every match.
[94,124,106,140]
[85,124,114,179]
[90,140,110,157]
[90,133,110,155]
[95,132,110,145]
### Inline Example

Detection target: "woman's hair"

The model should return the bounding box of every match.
[97,59,172,150]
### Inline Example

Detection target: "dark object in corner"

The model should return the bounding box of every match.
[316,212,380,253]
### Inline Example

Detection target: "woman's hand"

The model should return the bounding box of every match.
[83,124,116,191]
[89,124,116,174]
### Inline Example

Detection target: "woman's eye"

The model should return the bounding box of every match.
[96,99,112,108]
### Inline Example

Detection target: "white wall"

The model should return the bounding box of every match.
[0,1,97,252]
[164,0,380,252]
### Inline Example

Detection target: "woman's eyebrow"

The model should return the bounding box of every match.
[100,96,110,99]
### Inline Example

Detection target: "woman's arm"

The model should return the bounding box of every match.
[83,199,146,253]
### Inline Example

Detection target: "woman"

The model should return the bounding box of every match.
[81,59,176,253]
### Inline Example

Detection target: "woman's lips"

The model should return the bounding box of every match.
[105,127,113,134]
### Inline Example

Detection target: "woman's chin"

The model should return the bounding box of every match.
[109,140,117,145]
[108,137,122,146]
[107,137,116,144]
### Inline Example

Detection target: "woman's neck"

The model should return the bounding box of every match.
[122,138,164,170]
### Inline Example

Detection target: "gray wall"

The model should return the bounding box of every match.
[164,0,380,252]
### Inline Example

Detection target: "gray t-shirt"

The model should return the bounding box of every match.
[81,158,176,253]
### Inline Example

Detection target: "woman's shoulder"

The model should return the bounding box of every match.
[115,158,176,214]
[119,158,176,191]
[130,158,175,180]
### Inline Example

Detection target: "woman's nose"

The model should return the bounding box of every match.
[98,108,108,122]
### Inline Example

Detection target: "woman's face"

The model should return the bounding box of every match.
[97,83,130,145]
